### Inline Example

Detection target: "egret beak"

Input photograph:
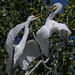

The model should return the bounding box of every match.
[48,5,56,12]
[32,13,41,18]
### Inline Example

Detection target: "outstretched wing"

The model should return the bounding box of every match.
[5,22,26,56]
[58,23,71,38]
[51,22,71,38]
[18,39,40,70]
[6,22,27,74]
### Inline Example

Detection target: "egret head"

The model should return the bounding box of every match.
[27,14,40,22]
[53,3,62,10]
[48,3,62,12]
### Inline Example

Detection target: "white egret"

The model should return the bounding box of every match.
[16,3,71,71]
[5,3,71,73]
[36,3,71,56]
[5,14,40,74]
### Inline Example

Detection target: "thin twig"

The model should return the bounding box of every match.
[45,42,57,64]
[54,33,60,75]
[33,32,44,61]
[66,15,68,26]
[24,48,73,75]
[25,60,42,75]
[33,32,51,70]
[25,32,53,75]
[25,56,56,75]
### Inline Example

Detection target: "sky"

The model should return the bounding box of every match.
[50,0,68,7]
[43,0,68,12]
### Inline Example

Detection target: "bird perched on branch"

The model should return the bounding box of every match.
[5,3,71,73]
[36,3,71,56]
[5,14,40,74]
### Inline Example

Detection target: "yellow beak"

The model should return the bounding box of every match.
[48,5,56,12]
[32,13,41,18]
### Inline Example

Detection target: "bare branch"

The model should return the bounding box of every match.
[25,60,42,75]
[33,32,52,70]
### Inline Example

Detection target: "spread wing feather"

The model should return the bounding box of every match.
[18,39,40,70]
[5,22,26,56]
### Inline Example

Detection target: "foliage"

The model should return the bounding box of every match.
[0,0,75,75]
[55,0,75,31]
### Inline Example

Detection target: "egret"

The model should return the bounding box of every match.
[5,3,71,73]
[5,14,40,74]
[36,3,71,56]
[16,3,71,71]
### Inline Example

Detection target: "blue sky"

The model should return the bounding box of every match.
[50,0,68,7]
[43,0,68,12]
